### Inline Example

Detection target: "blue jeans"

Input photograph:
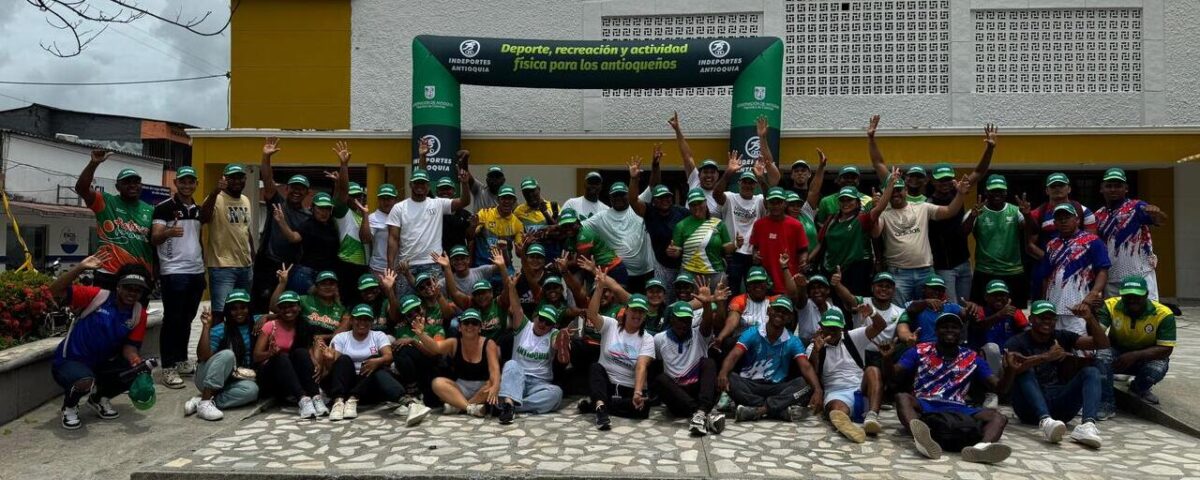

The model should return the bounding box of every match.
[1011,367,1101,424]
[52,357,132,408]
[935,261,972,304]
[499,360,563,414]
[160,273,207,368]
[1096,347,1170,410]
[287,265,317,295]
[209,267,253,315]
[888,266,934,306]
[196,350,259,409]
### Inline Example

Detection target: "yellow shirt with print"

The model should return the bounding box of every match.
[1098,297,1177,351]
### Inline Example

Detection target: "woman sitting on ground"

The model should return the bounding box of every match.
[412,308,501,417]
[322,304,428,425]
[185,290,260,421]
[253,291,328,419]
[581,269,656,430]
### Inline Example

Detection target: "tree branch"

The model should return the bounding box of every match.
[27,0,238,57]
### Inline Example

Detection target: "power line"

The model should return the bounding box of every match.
[108,27,217,76]
[0,90,38,104]
[0,73,229,86]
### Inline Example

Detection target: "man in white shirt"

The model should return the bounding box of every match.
[387,168,471,296]
[807,308,888,443]
[668,111,722,214]
[652,301,725,436]
[563,171,610,220]
[583,181,655,293]
[363,184,400,275]
[832,271,905,351]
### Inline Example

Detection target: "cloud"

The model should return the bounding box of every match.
[0,0,230,128]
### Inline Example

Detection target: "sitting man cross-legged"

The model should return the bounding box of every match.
[807,308,888,443]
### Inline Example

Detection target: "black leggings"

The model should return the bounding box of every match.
[588,363,650,419]
[393,345,441,407]
[257,348,320,400]
[326,355,404,402]
[654,357,717,417]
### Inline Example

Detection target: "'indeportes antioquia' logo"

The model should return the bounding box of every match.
[744,136,761,159]
[460,39,481,58]
[421,135,442,156]
[708,40,730,58]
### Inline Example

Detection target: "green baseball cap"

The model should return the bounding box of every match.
[223,164,245,176]
[449,245,469,258]
[935,312,964,326]
[176,166,197,179]
[399,295,422,314]
[669,301,693,319]
[686,188,706,205]
[358,274,380,291]
[786,191,802,203]
[526,243,546,257]
[459,308,482,323]
[351,304,375,319]
[410,169,430,183]
[117,168,141,181]
[820,309,846,328]
[520,177,539,191]
[498,185,517,198]
[609,182,629,195]
[809,275,830,286]
[893,177,906,188]
[287,174,310,187]
[377,183,398,197]
[436,177,455,189]
[699,159,719,170]
[1053,203,1078,217]
[674,272,696,286]
[487,166,504,176]
[586,171,603,182]
[348,182,364,196]
[906,166,927,177]
[931,163,955,180]
[225,289,250,304]
[872,272,895,284]
[791,159,810,170]
[838,166,860,177]
[770,296,795,312]
[985,280,1009,294]
[542,275,564,287]
[312,192,334,208]
[276,291,301,305]
[652,185,672,198]
[315,270,338,283]
[626,294,650,311]
[1030,300,1056,316]
[414,271,434,286]
[837,186,860,200]
[1045,172,1069,187]
[1118,276,1148,296]
[739,171,758,183]
[558,209,579,225]
[646,279,666,291]
[766,187,786,201]
[745,267,770,284]
[536,304,559,322]
[472,280,493,293]
[1103,168,1128,183]
[985,174,1008,191]
[924,276,946,288]
[129,371,156,410]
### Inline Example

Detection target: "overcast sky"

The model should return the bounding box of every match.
[0,0,230,128]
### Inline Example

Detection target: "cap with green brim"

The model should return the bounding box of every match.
[276,291,301,305]
[746,267,770,284]
[129,372,156,410]
[674,272,696,286]
[1118,276,1148,296]
[924,276,946,288]
[176,166,197,179]
[766,187,786,201]
[498,185,517,198]
[739,171,758,183]
[351,304,375,319]
[348,182,364,196]
[487,166,503,176]
[414,272,434,286]
[287,175,310,187]
[609,182,629,195]
[1045,172,1069,187]
[906,166,927,177]
[536,305,559,322]
[312,192,334,208]
[223,164,245,176]
[542,275,564,287]
[786,191,802,203]
[699,159,719,170]
[837,186,861,200]
[985,279,1010,294]
[820,309,846,328]
[586,171,603,182]
[459,309,482,323]
[646,279,666,291]
[893,177,906,188]
[520,177,539,191]
[410,169,430,183]
[399,295,422,314]
[377,183,398,197]
[872,272,896,284]
[1030,300,1056,316]
[669,301,693,319]
[1053,203,1078,217]
[1103,168,1127,183]
[526,243,546,257]
[117,168,142,181]
[686,188,706,205]
[557,209,579,225]
[931,163,955,180]
[935,312,964,326]
[808,275,830,286]
[985,174,1008,191]
[652,185,672,198]
[224,289,250,304]
[449,245,469,258]
[472,280,493,293]
[838,166,860,177]
[358,274,380,291]
[770,296,795,312]
[626,294,650,311]
[791,160,810,170]
[436,178,455,189]
[316,270,338,283]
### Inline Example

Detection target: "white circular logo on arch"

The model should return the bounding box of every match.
[460,39,481,58]
[709,40,731,58]
[421,135,442,156]
[745,136,761,159]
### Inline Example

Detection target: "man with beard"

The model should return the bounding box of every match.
[668,111,723,214]
[473,185,523,268]
[585,159,656,293]
[633,144,690,301]
[75,149,154,289]
[201,163,256,323]
[563,171,610,220]
[388,167,472,297]
[516,177,559,234]
[251,137,311,313]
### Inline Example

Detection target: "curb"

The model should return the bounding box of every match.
[1115,387,1200,439]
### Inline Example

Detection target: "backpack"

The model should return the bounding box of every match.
[816,332,865,376]
[921,411,983,452]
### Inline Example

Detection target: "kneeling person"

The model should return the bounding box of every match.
[808,307,887,443]
[717,297,823,422]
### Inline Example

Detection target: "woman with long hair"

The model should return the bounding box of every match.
[253,291,326,419]
[185,290,259,421]
[580,269,656,430]
[412,309,501,417]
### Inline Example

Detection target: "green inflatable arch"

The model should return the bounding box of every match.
[412,35,783,181]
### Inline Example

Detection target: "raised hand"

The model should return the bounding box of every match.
[576,255,598,274]
[695,276,713,303]
[715,281,731,302]
[983,123,998,147]
[1015,192,1032,216]
[926,298,944,312]
[379,269,397,291]
[1045,340,1067,362]
[458,168,471,183]
[272,204,286,223]
[553,251,571,273]
[666,240,682,258]
[752,157,766,178]
[418,138,431,157]
[200,306,212,327]
[793,273,809,290]
[973,195,985,216]
[352,198,368,214]
[323,170,339,182]
[756,114,769,138]
[727,150,743,172]
[867,115,880,138]
[1001,300,1017,317]
[831,266,842,287]
[855,302,873,319]
[817,148,828,168]
[1069,302,1093,319]
[667,111,681,132]
[217,175,228,192]
[779,252,790,269]
[395,260,410,276]
[276,263,292,282]
[652,143,664,164]
[333,140,351,164]
[89,149,113,164]
[263,137,281,156]
[79,251,111,270]
[431,251,450,269]
[628,155,643,178]
[954,174,974,196]
[456,148,470,162]
[490,246,507,268]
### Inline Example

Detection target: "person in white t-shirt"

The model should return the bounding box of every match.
[790,273,843,344]
[324,305,408,422]
[387,168,471,297]
[652,300,727,437]
[668,111,722,214]
[563,171,610,220]
[363,184,400,275]
[580,271,656,431]
[496,303,573,425]
[584,178,655,292]
[713,116,782,295]
[807,307,888,444]
[832,271,905,352]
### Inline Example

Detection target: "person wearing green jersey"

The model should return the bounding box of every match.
[558,209,627,285]
[817,186,879,296]
[964,174,1030,308]
[390,295,441,423]
[356,271,400,331]
[330,141,370,305]
[668,189,736,286]
[75,149,155,289]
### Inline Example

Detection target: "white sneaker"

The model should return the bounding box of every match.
[862,411,883,436]
[406,403,432,427]
[908,419,942,460]
[184,396,202,416]
[162,367,186,389]
[329,400,346,421]
[1070,422,1102,449]
[196,400,224,421]
[61,406,81,430]
[298,397,317,419]
[443,404,463,415]
[983,393,999,410]
[961,442,1012,464]
[312,394,330,417]
[466,404,486,417]
[343,398,358,419]
[175,360,196,376]
[1039,417,1067,443]
[87,396,119,419]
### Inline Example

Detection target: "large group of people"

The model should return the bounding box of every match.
[48,113,1175,465]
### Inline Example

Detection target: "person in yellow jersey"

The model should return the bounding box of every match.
[1095,276,1175,417]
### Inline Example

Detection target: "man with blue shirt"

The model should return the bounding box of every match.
[895,276,981,344]
[717,297,823,422]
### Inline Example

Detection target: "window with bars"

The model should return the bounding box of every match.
[973,8,1142,94]
[601,13,762,97]
[783,0,951,96]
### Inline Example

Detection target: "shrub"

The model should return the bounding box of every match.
[0,270,55,348]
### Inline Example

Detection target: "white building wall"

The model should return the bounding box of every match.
[1175,160,1200,300]
[1,133,164,206]
[351,0,1196,133]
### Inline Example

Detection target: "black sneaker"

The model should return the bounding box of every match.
[61,406,81,430]
[498,402,515,425]
[595,404,611,431]
[1137,389,1161,405]
[577,399,593,415]
[87,395,119,420]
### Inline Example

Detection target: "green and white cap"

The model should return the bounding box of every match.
[1053,203,1078,216]
[176,166,197,179]
[924,276,946,288]
[287,174,310,187]
[820,309,846,328]
[472,280,492,293]
[808,275,830,286]
[223,164,246,176]
[498,185,517,198]
[906,166,927,177]
[686,188,706,205]
[449,245,470,258]
[276,291,301,305]
[558,209,579,225]
[1045,172,1069,187]
[674,272,696,286]
[626,294,649,311]
[838,166,860,177]
[225,289,250,304]
[410,169,430,183]
[985,279,1009,294]
[652,185,672,198]
[609,182,629,195]
[646,279,666,291]
[786,191,802,203]
[745,267,770,284]
[1030,300,1056,316]
[1118,276,1148,296]
[117,168,141,181]
[414,271,434,286]
[936,312,964,326]
[520,177,539,191]
[699,159,719,170]
[770,296,795,312]
[837,186,860,199]
[791,159,810,170]
[536,304,559,322]
[436,177,455,189]
[377,183,398,197]
[312,192,334,208]
[348,182,364,196]
[542,275,564,287]
[586,171,603,182]
[766,187,786,201]
[872,272,896,284]
[399,295,422,314]
[985,174,1008,191]
[487,166,504,176]
[739,171,758,183]
[358,274,380,291]
[1103,168,1128,183]
[352,304,375,318]
[316,270,338,283]
[459,308,482,323]
[931,163,955,180]
[526,243,546,257]
[669,301,693,318]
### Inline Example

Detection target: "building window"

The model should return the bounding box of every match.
[973,8,1142,94]
[601,13,762,97]
[784,0,951,96]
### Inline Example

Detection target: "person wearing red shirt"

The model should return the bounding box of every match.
[750,187,809,295]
